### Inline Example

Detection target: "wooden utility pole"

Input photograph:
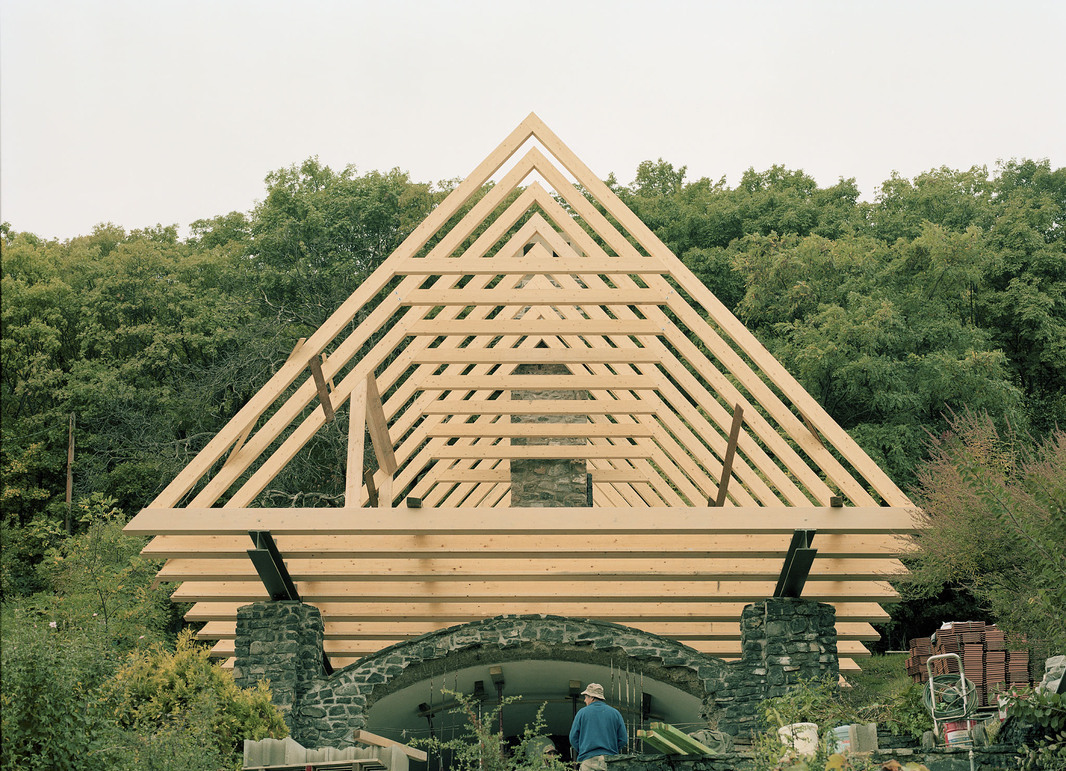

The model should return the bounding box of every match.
[65,413,75,534]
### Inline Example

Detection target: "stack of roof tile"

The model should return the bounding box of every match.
[904,621,1031,707]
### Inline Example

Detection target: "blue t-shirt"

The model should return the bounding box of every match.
[569,700,628,761]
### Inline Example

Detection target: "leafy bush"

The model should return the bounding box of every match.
[1004,687,1066,771]
[100,628,289,763]
[0,617,117,770]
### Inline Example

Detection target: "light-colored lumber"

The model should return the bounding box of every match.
[128,505,920,536]
[426,423,649,438]
[196,620,881,642]
[395,257,668,275]
[364,374,397,474]
[413,347,659,364]
[406,319,664,336]
[156,556,904,582]
[142,533,912,559]
[350,730,428,762]
[429,445,652,460]
[398,288,667,306]
[418,374,653,391]
[184,600,892,623]
[169,578,899,603]
[421,399,657,415]
[206,637,871,660]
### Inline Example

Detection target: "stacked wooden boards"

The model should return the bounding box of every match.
[125,113,918,671]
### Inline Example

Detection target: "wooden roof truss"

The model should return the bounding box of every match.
[127,114,917,671]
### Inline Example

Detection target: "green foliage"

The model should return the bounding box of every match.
[837,654,931,740]
[0,618,116,770]
[34,493,170,649]
[1005,687,1066,771]
[415,690,566,771]
[905,412,1066,651]
[760,676,858,731]
[100,628,289,763]
[0,618,279,771]
[250,158,437,332]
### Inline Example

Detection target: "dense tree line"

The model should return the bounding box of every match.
[2,156,1063,648]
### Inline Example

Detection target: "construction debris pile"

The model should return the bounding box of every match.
[905,621,1032,707]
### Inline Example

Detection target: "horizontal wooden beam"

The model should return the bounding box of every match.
[407,319,664,336]
[394,259,669,275]
[169,578,898,603]
[420,399,657,415]
[183,599,892,623]
[429,445,650,460]
[127,505,921,536]
[425,423,653,438]
[196,619,882,642]
[157,556,904,582]
[412,348,659,364]
[418,375,654,391]
[399,289,667,306]
[143,532,912,560]
[203,637,872,659]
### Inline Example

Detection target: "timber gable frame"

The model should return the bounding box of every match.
[126,113,919,670]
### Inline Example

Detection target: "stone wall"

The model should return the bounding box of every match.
[715,599,839,736]
[233,601,326,721]
[510,359,588,507]
[234,599,839,748]
[290,614,726,748]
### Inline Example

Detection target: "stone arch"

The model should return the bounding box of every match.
[295,615,728,748]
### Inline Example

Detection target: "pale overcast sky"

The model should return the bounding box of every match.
[2,0,1064,241]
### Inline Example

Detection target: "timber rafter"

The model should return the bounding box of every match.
[126,114,919,671]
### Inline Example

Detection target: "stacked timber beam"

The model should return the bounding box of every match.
[125,114,919,671]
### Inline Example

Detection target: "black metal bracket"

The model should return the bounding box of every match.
[773,529,817,598]
[247,530,301,602]
[246,531,333,675]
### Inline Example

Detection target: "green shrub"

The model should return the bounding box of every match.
[0,616,117,770]
[100,628,289,763]
[1005,687,1066,771]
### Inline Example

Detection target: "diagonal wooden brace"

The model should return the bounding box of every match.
[711,403,744,507]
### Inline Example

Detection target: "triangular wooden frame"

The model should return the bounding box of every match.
[127,113,917,670]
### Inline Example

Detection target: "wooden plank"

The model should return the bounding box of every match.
[143,532,912,559]
[714,404,744,507]
[406,319,664,336]
[398,288,667,306]
[419,375,653,391]
[184,600,892,623]
[308,356,336,422]
[197,620,881,641]
[649,723,713,754]
[364,374,397,474]
[430,445,652,460]
[639,729,687,755]
[421,399,657,415]
[206,636,871,660]
[158,556,904,582]
[413,347,659,364]
[345,379,367,506]
[127,505,921,536]
[395,258,668,275]
[351,730,428,762]
[169,579,899,602]
[426,423,652,438]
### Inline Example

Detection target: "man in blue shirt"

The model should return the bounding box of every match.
[569,683,628,771]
